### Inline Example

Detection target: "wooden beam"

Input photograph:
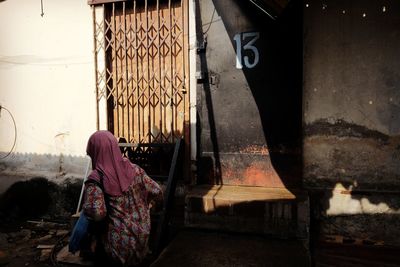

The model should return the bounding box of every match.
[88,0,126,6]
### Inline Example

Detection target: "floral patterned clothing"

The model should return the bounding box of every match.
[82,165,163,266]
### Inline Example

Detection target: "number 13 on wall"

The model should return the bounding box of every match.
[233,32,260,69]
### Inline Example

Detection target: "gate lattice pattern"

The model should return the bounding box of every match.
[93,0,189,144]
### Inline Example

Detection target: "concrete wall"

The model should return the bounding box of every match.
[0,0,97,183]
[196,0,303,187]
[303,0,400,246]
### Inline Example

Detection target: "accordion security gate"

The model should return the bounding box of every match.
[92,0,189,145]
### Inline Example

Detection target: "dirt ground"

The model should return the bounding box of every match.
[1,221,400,267]
[0,224,309,267]
[0,220,70,267]
[151,230,310,267]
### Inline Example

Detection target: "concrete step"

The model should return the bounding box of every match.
[185,185,309,239]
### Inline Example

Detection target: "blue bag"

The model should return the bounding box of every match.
[68,213,89,253]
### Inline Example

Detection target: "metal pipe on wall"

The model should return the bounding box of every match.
[189,0,197,163]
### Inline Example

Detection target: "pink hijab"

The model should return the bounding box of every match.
[86,130,136,196]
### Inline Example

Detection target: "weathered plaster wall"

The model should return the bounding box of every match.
[303,0,400,245]
[0,0,96,182]
[196,0,303,187]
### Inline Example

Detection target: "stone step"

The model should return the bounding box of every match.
[185,185,309,239]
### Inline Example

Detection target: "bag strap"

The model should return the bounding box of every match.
[98,170,105,190]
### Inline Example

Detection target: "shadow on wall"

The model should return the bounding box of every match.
[0,177,82,224]
[194,0,400,251]
[195,0,222,185]
[0,147,91,225]
[187,1,308,241]
[196,0,303,188]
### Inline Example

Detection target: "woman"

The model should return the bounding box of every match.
[82,130,163,266]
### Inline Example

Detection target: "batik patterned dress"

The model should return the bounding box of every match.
[82,164,162,266]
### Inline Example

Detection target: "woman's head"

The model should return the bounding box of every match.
[86,130,121,170]
[86,131,135,196]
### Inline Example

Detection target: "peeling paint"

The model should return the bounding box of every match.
[305,119,389,142]
[239,145,269,155]
[304,134,400,189]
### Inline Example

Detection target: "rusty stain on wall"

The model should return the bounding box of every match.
[221,161,283,187]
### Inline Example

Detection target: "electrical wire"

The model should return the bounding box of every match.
[202,8,216,35]
[248,0,276,20]
[40,0,44,17]
[0,105,17,160]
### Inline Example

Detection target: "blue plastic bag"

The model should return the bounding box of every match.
[69,213,89,253]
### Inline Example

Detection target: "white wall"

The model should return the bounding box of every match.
[0,0,96,180]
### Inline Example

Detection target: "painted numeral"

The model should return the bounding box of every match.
[233,32,260,69]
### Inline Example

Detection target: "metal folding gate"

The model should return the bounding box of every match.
[92,0,189,144]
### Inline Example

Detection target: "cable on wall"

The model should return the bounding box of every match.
[0,105,17,160]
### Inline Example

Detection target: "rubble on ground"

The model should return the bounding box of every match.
[0,220,70,267]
